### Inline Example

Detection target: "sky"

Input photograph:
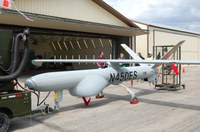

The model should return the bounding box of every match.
[103,0,200,33]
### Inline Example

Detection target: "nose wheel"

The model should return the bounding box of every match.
[130,97,139,104]
[119,84,139,104]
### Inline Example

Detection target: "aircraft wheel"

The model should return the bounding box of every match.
[0,112,10,132]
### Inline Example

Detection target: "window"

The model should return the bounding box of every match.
[70,41,74,49]
[78,55,81,65]
[57,41,62,51]
[99,39,104,48]
[91,39,96,49]
[93,54,95,65]
[109,39,112,48]
[63,41,68,50]
[84,39,88,49]
[110,53,112,59]
[85,54,88,64]
[51,42,56,50]
[60,55,62,64]
[76,40,81,49]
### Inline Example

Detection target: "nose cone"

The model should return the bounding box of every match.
[25,79,37,90]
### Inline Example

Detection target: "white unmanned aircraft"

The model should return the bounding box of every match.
[25,40,200,107]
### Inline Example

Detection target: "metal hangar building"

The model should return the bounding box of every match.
[133,20,200,60]
[0,0,146,70]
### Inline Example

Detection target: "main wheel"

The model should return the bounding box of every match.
[0,112,10,132]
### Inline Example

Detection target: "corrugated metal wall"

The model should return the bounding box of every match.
[149,27,200,60]
[14,0,128,27]
[135,23,148,58]
[134,21,200,60]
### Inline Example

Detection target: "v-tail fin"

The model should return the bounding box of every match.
[121,44,145,66]
[152,40,185,68]
[121,44,142,60]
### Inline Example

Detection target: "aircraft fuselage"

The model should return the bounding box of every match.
[25,66,154,93]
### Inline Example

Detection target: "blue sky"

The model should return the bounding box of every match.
[103,0,200,33]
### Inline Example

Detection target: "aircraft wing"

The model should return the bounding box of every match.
[32,59,200,67]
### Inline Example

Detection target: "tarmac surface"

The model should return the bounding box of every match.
[9,66,200,132]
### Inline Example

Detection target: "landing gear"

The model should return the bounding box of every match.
[95,94,104,99]
[0,112,10,132]
[82,97,91,106]
[130,97,139,104]
[54,91,63,111]
[41,104,53,115]
[119,84,139,104]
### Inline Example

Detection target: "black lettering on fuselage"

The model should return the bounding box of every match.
[125,72,129,80]
[116,73,120,81]
[129,71,134,79]
[109,73,115,82]
[134,71,137,78]
[109,71,138,83]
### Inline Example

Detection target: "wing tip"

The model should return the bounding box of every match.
[32,60,43,67]
[121,43,127,47]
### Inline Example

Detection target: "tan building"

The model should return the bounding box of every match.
[0,0,146,70]
[133,21,200,60]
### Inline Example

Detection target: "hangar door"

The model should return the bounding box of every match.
[27,33,114,70]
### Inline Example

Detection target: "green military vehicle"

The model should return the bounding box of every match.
[0,90,31,131]
[0,28,32,132]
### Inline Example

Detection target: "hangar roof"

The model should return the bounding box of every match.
[133,20,200,36]
[92,0,139,28]
[0,0,147,36]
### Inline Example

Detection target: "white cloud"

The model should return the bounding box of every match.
[103,0,200,33]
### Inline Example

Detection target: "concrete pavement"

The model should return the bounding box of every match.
[9,66,200,132]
